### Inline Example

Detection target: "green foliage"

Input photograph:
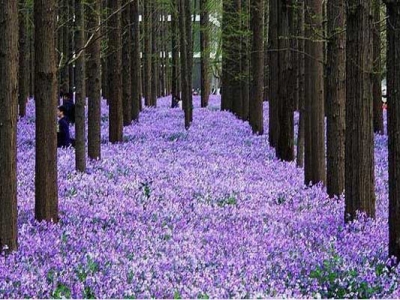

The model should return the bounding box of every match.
[217,194,237,207]
[52,283,71,299]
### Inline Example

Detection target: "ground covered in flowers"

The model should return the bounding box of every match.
[2,95,399,298]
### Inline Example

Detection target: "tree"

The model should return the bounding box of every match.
[74,0,86,172]
[143,0,152,106]
[34,0,59,222]
[373,0,384,135]
[200,0,210,107]
[304,0,325,185]
[179,0,193,129]
[18,0,29,118]
[131,0,141,121]
[241,0,250,120]
[122,0,132,126]
[276,0,294,161]
[0,0,18,251]
[345,0,375,222]
[87,0,102,160]
[326,0,345,197]
[249,0,264,135]
[385,0,400,260]
[109,0,123,143]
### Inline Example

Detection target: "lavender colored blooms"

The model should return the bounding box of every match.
[2,96,399,298]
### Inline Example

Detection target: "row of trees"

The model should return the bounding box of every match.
[1,0,400,262]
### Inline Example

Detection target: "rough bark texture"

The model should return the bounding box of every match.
[326,0,346,197]
[345,0,375,222]
[179,0,193,128]
[304,0,326,185]
[34,0,59,222]
[74,0,86,172]
[143,0,152,106]
[131,0,140,121]
[249,0,264,135]
[87,0,101,160]
[122,0,132,125]
[386,1,400,260]
[296,0,305,168]
[373,0,384,134]
[18,0,28,118]
[109,0,123,143]
[0,0,18,251]
[200,0,210,108]
[171,0,180,108]
[276,0,294,161]
[268,0,279,146]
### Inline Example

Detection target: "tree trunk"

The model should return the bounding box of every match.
[143,0,152,106]
[74,0,86,172]
[326,0,345,197]
[304,0,326,185]
[241,0,250,120]
[200,0,210,107]
[268,0,279,146]
[171,0,180,107]
[87,0,101,160]
[249,0,264,135]
[131,0,140,121]
[18,0,28,118]
[386,0,400,260]
[296,0,305,167]
[151,0,159,107]
[0,0,18,252]
[221,0,234,111]
[60,0,70,95]
[122,0,132,125]
[276,0,294,161]
[345,0,375,222]
[109,0,123,143]
[373,0,384,134]
[34,0,59,222]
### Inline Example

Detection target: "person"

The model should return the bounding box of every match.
[62,92,75,124]
[57,105,71,148]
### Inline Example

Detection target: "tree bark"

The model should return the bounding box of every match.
[386,0,400,260]
[326,0,346,197]
[373,0,384,134]
[249,0,264,135]
[18,0,28,118]
[34,0,59,222]
[122,0,132,125]
[345,0,375,221]
[0,0,18,252]
[109,0,123,143]
[200,0,210,107]
[87,0,101,160]
[241,0,250,120]
[304,0,326,185]
[131,0,140,121]
[143,0,152,106]
[74,0,86,172]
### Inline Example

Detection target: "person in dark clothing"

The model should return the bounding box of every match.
[62,92,75,124]
[57,105,71,148]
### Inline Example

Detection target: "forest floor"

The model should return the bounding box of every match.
[3,95,399,298]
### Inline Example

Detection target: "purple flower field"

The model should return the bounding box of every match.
[2,95,399,298]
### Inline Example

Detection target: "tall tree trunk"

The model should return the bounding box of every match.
[386,0,400,260]
[171,0,180,107]
[345,0,375,222]
[268,0,279,146]
[87,0,101,160]
[151,0,159,107]
[18,0,28,118]
[231,1,243,119]
[0,0,18,252]
[109,0,123,143]
[74,0,86,172]
[373,0,384,134]
[61,0,70,95]
[131,0,140,121]
[249,0,264,134]
[326,0,345,197]
[241,0,250,120]
[304,0,326,185]
[221,0,234,111]
[68,0,75,95]
[179,0,193,128]
[122,0,132,125]
[296,0,305,167]
[200,0,210,107]
[143,0,152,106]
[34,0,59,222]
[276,0,294,161]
